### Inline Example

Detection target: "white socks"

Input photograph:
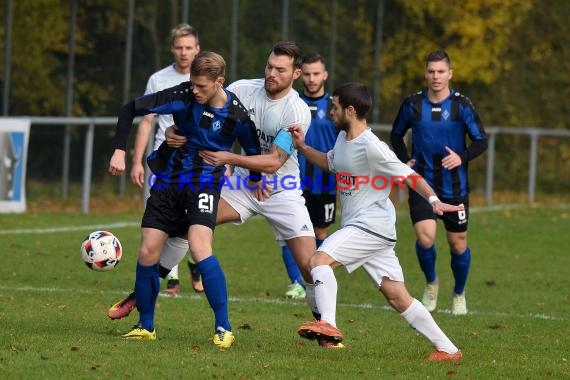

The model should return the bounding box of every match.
[401,298,459,354]
[167,264,179,279]
[159,237,188,272]
[311,265,338,327]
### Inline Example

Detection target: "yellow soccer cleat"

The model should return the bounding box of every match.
[122,324,156,340]
[213,328,235,348]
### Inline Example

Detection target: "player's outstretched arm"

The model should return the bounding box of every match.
[289,125,329,171]
[433,200,464,215]
[406,173,464,215]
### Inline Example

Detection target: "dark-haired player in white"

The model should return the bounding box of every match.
[291,82,463,361]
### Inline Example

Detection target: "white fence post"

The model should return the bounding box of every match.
[81,123,95,214]
[528,130,539,203]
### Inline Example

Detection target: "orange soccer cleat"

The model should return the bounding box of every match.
[428,350,463,362]
[297,320,343,342]
[107,292,136,320]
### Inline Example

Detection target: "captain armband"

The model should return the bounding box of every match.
[273,129,295,156]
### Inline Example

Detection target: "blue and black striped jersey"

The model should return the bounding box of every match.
[299,92,337,195]
[115,81,261,186]
[390,89,487,198]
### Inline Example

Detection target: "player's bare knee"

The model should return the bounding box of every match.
[449,242,467,254]
[417,235,435,248]
[307,254,316,269]
[138,247,160,265]
[309,251,328,268]
[447,233,467,253]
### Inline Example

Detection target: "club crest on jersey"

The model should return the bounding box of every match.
[317,109,326,119]
[442,109,450,120]
[212,120,221,131]
[248,107,255,116]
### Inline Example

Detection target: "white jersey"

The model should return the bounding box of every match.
[144,64,190,149]
[227,79,311,192]
[327,129,414,240]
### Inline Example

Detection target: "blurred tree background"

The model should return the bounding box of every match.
[0,0,568,207]
[5,0,566,126]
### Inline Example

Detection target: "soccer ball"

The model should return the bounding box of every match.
[80,231,122,271]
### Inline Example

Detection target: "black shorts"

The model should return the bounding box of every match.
[302,192,337,228]
[408,190,469,233]
[142,185,219,237]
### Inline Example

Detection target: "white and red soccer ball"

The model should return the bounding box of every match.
[80,231,122,271]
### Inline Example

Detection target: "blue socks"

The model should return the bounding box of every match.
[415,241,437,283]
[451,247,471,294]
[281,245,304,286]
[197,256,231,332]
[135,262,160,331]
[416,240,471,294]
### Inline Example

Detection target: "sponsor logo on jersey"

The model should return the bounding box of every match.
[203,111,214,118]
[337,173,356,187]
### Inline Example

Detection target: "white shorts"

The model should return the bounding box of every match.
[221,175,315,241]
[318,226,405,286]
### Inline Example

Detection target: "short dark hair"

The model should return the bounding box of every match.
[426,50,451,67]
[271,41,303,68]
[301,52,326,68]
[332,82,372,119]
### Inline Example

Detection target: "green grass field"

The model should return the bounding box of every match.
[1,204,569,379]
